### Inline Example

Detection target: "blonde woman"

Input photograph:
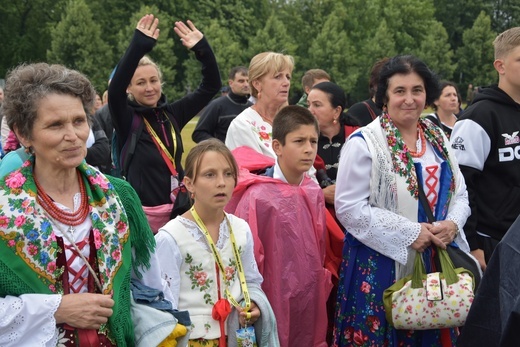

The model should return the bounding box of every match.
[225,52,293,158]
[109,14,221,232]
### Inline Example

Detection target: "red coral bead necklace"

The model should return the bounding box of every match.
[34,170,90,233]
[408,126,427,158]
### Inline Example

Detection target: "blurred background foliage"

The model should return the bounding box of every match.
[1,0,518,104]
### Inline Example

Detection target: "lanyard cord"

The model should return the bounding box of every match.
[143,114,178,176]
[190,207,251,312]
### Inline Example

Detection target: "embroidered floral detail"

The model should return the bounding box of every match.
[224,266,235,282]
[380,113,455,200]
[222,247,240,287]
[248,121,272,148]
[185,253,214,305]
[0,159,129,294]
[56,327,71,347]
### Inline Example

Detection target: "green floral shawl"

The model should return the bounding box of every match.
[0,158,154,346]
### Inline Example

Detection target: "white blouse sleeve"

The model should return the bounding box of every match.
[132,247,176,304]
[154,230,183,309]
[335,135,421,265]
[0,294,61,346]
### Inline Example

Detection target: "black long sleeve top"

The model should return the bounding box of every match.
[108,30,221,206]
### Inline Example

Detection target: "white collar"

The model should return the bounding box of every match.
[273,159,304,186]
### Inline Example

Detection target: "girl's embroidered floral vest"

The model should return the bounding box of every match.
[172,220,246,339]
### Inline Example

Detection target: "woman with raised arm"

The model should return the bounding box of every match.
[109,14,221,232]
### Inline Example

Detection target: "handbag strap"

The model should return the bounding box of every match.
[363,101,377,120]
[411,247,458,287]
[416,177,461,284]
[417,178,436,223]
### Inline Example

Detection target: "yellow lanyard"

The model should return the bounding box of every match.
[190,207,251,312]
[143,115,177,166]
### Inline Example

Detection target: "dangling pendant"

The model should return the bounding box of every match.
[68,225,75,236]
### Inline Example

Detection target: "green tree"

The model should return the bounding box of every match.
[204,19,249,82]
[308,4,359,93]
[0,0,66,78]
[417,21,457,80]
[247,13,298,58]
[492,0,520,34]
[456,11,497,87]
[47,0,112,93]
[275,0,335,73]
[381,0,438,54]
[245,13,299,96]
[86,0,140,58]
[432,0,491,51]
[348,18,396,102]
[340,0,447,102]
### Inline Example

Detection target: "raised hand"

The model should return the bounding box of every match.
[137,14,160,40]
[174,20,203,49]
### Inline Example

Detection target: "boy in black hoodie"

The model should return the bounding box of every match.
[451,27,520,271]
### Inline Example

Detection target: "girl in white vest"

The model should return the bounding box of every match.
[155,138,278,347]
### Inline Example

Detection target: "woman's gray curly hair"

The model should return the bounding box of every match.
[3,62,96,140]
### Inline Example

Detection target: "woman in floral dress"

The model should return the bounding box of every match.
[332,55,473,346]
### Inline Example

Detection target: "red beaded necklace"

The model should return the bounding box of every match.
[34,170,90,226]
[408,126,427,158]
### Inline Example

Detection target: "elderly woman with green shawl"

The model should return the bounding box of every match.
[0,63,171,346]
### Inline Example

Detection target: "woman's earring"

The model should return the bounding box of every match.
[333,118,338,125]
[382,104,388,113]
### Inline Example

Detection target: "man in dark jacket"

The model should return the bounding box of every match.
[451,27,520,271]
[458,215,520,347]
[192,66,252,143]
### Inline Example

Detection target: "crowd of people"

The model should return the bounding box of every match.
[0,11,519,347]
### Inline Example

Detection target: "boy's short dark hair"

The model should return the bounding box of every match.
[272,106,319,145]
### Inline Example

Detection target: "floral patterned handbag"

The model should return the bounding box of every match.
[383,248,475,330]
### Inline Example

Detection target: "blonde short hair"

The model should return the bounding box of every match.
[494,27,520,60]
[248,52,294,98]
[128,55,163,101]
